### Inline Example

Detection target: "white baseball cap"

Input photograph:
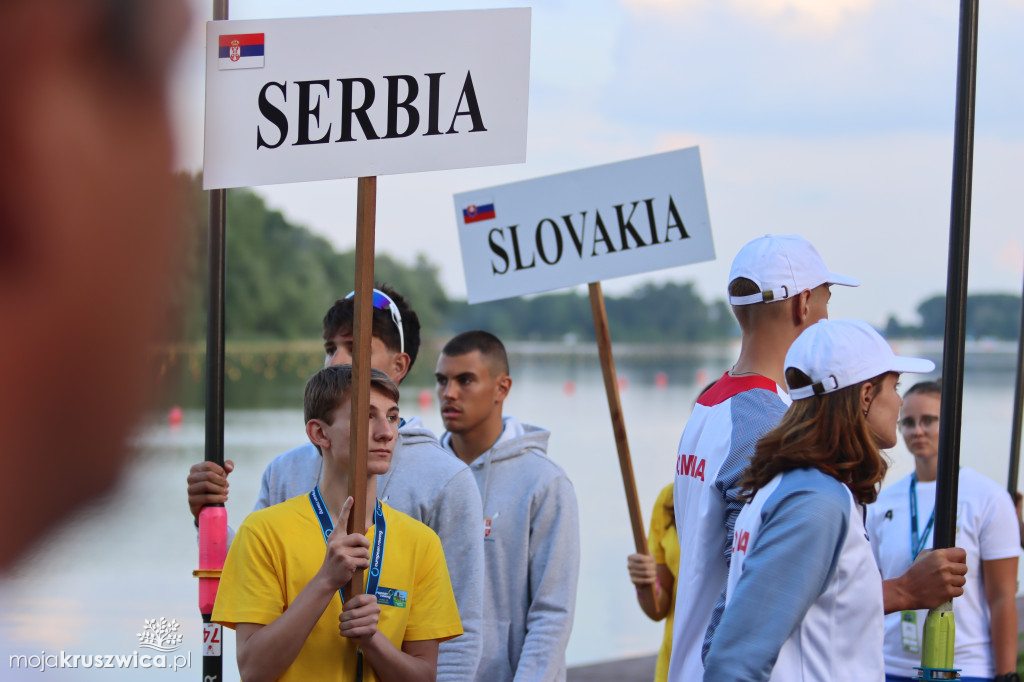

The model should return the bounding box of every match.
[786,319,935,400]
[728,234,860,305]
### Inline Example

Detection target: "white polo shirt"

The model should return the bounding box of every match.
[867,468,1020,678]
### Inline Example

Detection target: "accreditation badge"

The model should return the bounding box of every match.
[375,587,408,608]
[900,610,920,653]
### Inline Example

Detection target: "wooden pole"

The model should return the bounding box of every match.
[345,176,377,600]
[588,282,655,604]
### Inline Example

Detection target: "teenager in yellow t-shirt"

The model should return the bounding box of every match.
[627,483,679,682]
[213,365,462,682]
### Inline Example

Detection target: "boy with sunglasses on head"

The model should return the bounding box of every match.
[188,283,484,681]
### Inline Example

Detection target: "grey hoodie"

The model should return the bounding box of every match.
[247,417,485,682]
[441,416,580,682]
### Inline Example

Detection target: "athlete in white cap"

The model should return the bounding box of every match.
[667,234,857,681]
[665,235,967,681]
[704,318,936,681]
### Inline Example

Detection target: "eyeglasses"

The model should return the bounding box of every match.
[899,415,939,431]
[344,289,405,354]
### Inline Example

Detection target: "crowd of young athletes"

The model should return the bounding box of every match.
[185,233,1023,682]
[0,2,1015,676]
[628,235,1021,682]
[185,234,1024,682]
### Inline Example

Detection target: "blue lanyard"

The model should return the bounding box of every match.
[309,486,387,602]
[909,473,935,560]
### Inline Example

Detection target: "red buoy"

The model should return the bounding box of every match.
[418,389,433,410]
[655,372,668,389]
[168,406,184,427]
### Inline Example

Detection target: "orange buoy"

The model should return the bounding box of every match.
[563,380,575,396]
[696,369,709,386]
[655,372,668,388]
[617,376,628,391]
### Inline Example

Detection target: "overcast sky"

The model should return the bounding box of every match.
[171,0,1024,327]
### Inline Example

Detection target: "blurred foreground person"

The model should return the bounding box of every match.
[0,0,189,570]
[705,319,937,681]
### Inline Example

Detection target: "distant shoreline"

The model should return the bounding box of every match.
[153,337,1019,358]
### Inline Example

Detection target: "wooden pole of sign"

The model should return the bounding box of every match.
[588,282,656,605]
[345,177,377,600]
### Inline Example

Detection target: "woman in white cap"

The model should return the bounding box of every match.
[703,319,934,681]
[867,381,1019,682]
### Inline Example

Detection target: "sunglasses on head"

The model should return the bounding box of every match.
[344,289,405,354]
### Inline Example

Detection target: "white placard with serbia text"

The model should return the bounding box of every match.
[203,9,531,190]
[453,148,715,303]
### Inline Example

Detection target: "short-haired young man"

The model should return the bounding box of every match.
[435,330,579,682]
[213,365,462,682]
[667,234,969,680]
[188,285,484,680]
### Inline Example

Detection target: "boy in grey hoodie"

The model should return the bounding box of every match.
[187,285,484,682]
[436,330,580,682]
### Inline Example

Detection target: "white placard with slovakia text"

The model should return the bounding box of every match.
[203,9,531,190]
[453,148,715,303]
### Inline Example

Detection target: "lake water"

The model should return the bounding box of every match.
[2,342,1021,680]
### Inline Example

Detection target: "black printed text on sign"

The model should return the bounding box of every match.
[203,9,530,189]
[453,148,715,303]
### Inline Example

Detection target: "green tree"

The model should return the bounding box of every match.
[915,293,1022,340]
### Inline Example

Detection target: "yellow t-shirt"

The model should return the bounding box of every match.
[213,495,463,682]
[649,483,679,682]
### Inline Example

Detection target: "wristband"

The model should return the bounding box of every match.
[995,673,1020,682]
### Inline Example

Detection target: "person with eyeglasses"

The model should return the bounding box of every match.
[187,283,485,682]
[705,319,937,681]
[867,381,1020,682]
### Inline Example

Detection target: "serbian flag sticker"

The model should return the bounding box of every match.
[218,33,265,70]
[463,202,496,224]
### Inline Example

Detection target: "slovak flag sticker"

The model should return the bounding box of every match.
[463,201,496,224]
[218,33,265,70]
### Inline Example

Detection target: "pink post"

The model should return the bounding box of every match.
[198,506,228,614]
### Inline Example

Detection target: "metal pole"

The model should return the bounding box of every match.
[933,0,978,553]
[1007,272,1024,499]
[197,4,229,682]
[921,0,978,676]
